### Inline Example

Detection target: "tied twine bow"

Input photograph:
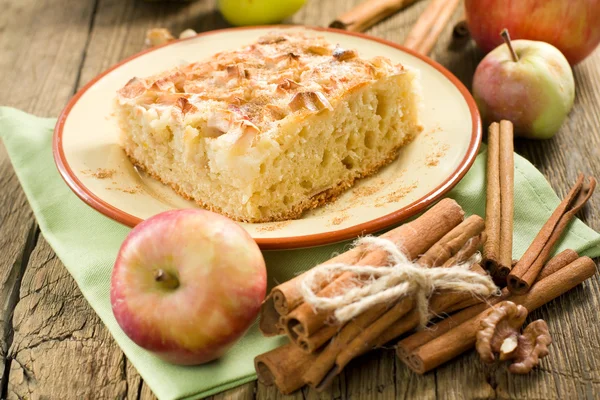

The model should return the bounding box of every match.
[299,236,499,327]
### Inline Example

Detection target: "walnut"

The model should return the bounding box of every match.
[288,91,333,113]
[476,301,552,374]
[332,46,358,61]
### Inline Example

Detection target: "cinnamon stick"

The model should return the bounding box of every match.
[297,235,486,366]
[259,250,363,335]
[255,343,318,395]
[378,232,488,339]
[441,232,486,267]
[401,256,596,374]
[282,199,464,339]
[403,0,460,55]
[397,250,576,363]
[302,301,402,387]
[286,211,482,350]
[536,249,579,281]
[297,325,338,353]
[418,215,485,267]
[313,263,490,390]
[374,263,489,348]
[373,288,485,350]
[483,121,514,281]
[508,174,596,294]
[329,0,420,33]
[452,19,469,39]
[256,282,485,395]
[259,301,285,336]
[440,290,489,314]
[397,303,490,363]
[333,287,479,369]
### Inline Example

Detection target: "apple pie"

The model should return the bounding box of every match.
[115,30,423,222]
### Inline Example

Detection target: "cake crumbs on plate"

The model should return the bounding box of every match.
[256,220,292,232]
[82,168,116,179]
[330,212,350,226]
[350,178,386,201]
[377,181,418,204]
[425,143,450,167]
[107,184,143,194]
[424,125,443,138]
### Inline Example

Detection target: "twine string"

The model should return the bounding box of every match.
[299,236,498,326]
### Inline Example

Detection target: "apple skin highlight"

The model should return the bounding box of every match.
[465,0,600,65]
[111,209,267,365]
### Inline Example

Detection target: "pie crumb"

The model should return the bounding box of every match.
[82,168,116,179]
[256,220,292,232]
[330,212,349,226]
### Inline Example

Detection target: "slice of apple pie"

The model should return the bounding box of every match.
[115,30,422,222]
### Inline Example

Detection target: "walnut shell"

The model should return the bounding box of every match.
[476,301,552,374]
[509,320,552,374]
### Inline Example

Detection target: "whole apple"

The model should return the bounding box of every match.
[218,0,306,26]
[465,0,600,65]
[472,31,575,139]
[111,209,267,365]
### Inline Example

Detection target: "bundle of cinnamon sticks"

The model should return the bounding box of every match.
[256,198,494,393]
[255,120,598,393]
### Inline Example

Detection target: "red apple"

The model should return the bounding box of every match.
[111,209,267,365]
[472,31,575,139]
[465,0,600,65]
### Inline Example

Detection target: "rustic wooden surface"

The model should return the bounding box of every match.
[1,0,599,399]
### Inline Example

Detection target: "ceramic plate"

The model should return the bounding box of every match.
[54,26,481,250]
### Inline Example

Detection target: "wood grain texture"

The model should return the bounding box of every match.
[0,0,101,398]
[0,0,151,398]
[6,239,139,399]
[0,144,36,398]
[0,0,600,398]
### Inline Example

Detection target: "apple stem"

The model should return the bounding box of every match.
[154,269,179,290]
[501,29,519,62]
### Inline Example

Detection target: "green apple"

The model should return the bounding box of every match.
[218,0,306,26]
[472,30,575,139]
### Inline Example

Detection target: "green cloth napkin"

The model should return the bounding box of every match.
[1,106,599,400]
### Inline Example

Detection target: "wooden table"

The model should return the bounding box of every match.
[1,0,600,398]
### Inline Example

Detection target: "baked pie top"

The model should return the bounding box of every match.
[117,30,406,143]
